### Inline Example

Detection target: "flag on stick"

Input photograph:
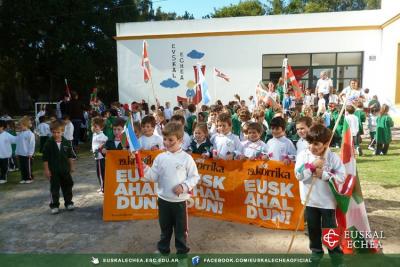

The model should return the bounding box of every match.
[198,64,211,105]
[122,115,144,177]
[214,67,230,82]
[286,64,303,99]
[329,118,381,254]
[141,40,151,83]
[64,78,71,98]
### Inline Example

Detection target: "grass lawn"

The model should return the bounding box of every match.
[356,140,400,185]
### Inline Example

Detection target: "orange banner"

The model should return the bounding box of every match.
[103,150,304,230]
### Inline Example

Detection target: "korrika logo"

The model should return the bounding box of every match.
[322,228,341,249]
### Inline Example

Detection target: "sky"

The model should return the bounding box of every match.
[152,0,244,19]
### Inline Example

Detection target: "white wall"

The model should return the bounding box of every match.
[117,30,381,106]
[380,19,400,106]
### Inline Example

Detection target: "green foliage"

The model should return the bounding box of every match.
[210,0,266,18]
[0,0,193,114]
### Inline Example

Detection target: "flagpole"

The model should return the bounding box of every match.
[286,98,347,254]
[213,67,216,104]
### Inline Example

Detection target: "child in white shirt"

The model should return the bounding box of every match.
[241,122,268,159]
[16,116,35,184]
[37,116,51,153]
[295,116,312,156]
[0,120,17,184]
[265,117,296,164]
[63,115,77,159]
[345,105,359,150]
[143,122,200,259]
[139,115,164,150]
[91,117,108,193]
[211,113,243,160]
[295,124,345,265]
[317,93,326,116]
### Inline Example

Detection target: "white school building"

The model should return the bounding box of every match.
[115,0,400,116]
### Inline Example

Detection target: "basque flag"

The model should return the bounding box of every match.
[141,40,151,83]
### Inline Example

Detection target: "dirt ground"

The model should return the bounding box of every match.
[0,153,399,254]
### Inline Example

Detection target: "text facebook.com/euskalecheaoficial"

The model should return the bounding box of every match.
[98,257,311,264]
[201,257,312,264]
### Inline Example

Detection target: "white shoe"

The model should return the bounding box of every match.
[368,146,375,151]
[19,180,26,184]
[51,208,59,214]
[0,180,7,184]
[96,188,102,192]
[25,180,33,184]
[66,204,75,211]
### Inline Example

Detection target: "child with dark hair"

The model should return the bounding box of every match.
[375,104,394,155]
[211,113,243,160]
[185,104,197,136]
[295,124,345,266]
[37,116,51,153]
[139,116,163,150]
[104,117,126,151]
[265,117,296,165]
[189,123,213,157]
[296,116,313,155]
[0,120,17,184]
[91,117,108,194]
[241,122,268,159]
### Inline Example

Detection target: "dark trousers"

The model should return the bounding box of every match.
[49,172,74,208]
[9,156,18,170]
[95,158,105,192]
[305,206,343,266]
[19,156,33,181]
[39,136,49,153]
[375,143,389,155]
[157,198,189,255]
[324,93,330,108]
[71,119,82,146]
[0,158,9,181]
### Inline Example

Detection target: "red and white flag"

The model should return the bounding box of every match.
[141,40,151,83]
[214,67,230,82]
[286,64,302,99]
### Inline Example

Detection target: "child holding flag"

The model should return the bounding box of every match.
[295,124,345,266]
[142,122,200,265]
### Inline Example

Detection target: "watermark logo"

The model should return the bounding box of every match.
[91,257,100,265]
[192,256,201,266]
[322,228,340,249]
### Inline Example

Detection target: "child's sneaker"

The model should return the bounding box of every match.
[66,204,75,211]
[25,180,33,184]
[0,180,7,184]
[368,146,375,151]
[51,208,59,214]
[19,180,26,184]
[96,188,102,192]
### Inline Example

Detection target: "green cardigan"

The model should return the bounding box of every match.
[375,115,393,144]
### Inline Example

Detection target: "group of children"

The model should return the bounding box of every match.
[0,83,395,265]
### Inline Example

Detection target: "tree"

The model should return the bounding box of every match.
[209,0,266,18]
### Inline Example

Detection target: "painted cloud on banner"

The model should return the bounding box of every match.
[187,50,205,59]
[160,78,180,88]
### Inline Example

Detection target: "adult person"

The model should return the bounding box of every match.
[65,91,84,147]
[315,71,333,108]
[266,81,279,104]
[339,79,364,105]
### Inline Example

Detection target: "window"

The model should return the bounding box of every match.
[262,52,363,92]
